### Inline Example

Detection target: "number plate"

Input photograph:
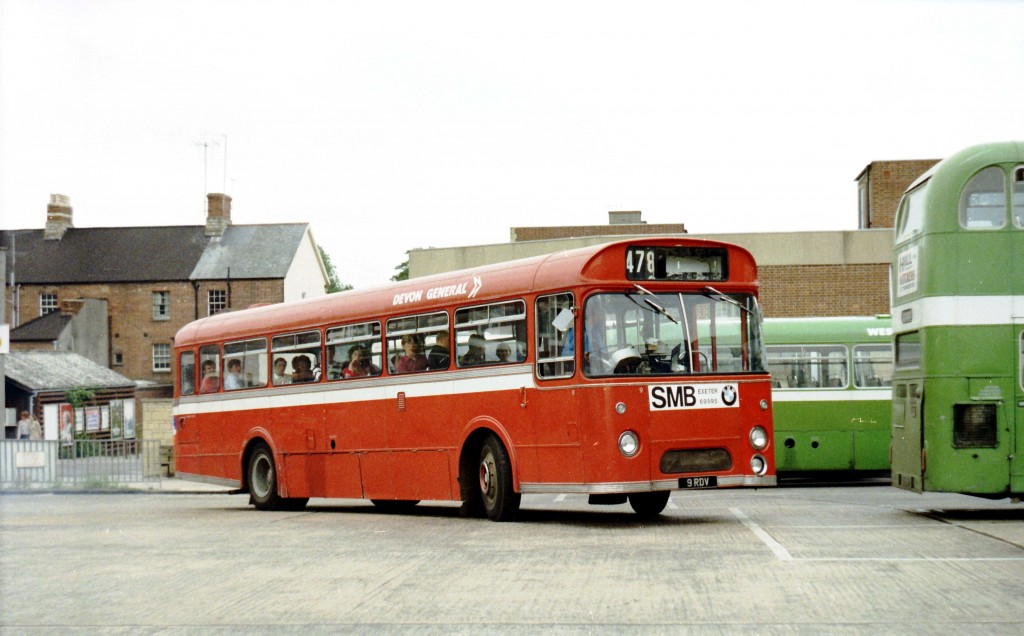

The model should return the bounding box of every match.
[679,476,717,489]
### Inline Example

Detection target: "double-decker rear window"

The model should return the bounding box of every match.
[326,322,382,380]
[960,166,1007,230]
[454,300,526,368]
[271,331,321,385]
[386,312,449,374]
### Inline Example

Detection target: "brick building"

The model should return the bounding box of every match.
[2,193,328,388]
[408,159,937,318]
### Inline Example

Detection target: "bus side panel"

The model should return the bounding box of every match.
[577,385,650,486]
[527,386,584,485]
[323,389,388,499]
[385,386,456,501]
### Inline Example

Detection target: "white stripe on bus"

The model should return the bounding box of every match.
[770,389,890,402]
[893,295,1024,331]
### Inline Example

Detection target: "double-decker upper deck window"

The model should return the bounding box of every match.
[152,291,170,320]
[223,338,268,390]
[386,312,448,375]
[766,345,848,389]
[853,344,893,388]
[535,293,575,379]
[895,181,930,243]
[208,290,227,315]
[455,300,526,368]
[579,289,765,378]
[271,331,321,385]
[325,322,382,380]
[960,166,1007,230]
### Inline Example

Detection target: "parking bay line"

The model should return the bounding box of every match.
[730,507,794,561]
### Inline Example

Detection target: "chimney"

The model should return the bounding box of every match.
[205,193,232,237]
[44,194,73,240]
[609,210,643,225]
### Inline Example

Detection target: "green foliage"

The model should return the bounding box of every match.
[318,245,352,293]
[65,387,95,409]
[391,254,410,282]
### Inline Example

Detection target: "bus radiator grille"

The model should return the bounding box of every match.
[660,449,732,474]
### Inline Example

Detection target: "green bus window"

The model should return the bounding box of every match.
[959,166,1006,229]
[895,332,921,370]
[1020,332,1024,390]
[853,344,893,388]
[895,181,929,243]
[1013,166,1023,229]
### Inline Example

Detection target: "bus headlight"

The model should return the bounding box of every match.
[750,454,767,476]
[618,431,640,457]
[749,426,768,450]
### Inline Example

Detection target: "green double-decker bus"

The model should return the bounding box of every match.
[891,141,1024,498]
[764,316,893,474]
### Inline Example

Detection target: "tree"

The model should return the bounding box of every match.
[319,245,352,293]
[391,252,410,282]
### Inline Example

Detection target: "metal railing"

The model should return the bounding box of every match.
[0,439,164,488]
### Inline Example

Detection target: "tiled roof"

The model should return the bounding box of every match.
[1,223,310,284]
[9,310,70,341]
[4,351,136,392]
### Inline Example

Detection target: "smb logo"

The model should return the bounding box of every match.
[648,383,740,411]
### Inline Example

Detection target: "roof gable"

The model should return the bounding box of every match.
[190,224,310,280]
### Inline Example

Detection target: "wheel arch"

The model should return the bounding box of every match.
[457,416,520,503]
[240,427,277,495]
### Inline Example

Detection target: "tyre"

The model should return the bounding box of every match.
[247,443,307,511]
[628,491,670,517]
[477,435,521,522]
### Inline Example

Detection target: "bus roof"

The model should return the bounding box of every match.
[175,237,757,348]
[763,315,892,346]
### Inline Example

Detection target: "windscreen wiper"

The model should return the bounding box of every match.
[629,285,679,324]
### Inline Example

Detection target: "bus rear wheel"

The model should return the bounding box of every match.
[248,443,307,511]
[628,491,670,517]
[478,435,521,522]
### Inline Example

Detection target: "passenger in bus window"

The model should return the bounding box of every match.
[224,359,245,390]
[395,335,427,373]
[199,360,219,393]
[326,346,345,380]
[291,355,315,382]
[272,357,291,385]
[344,345,379,378]
[427,332,450,370]
[496,343,512,363]
[460,334,487,366]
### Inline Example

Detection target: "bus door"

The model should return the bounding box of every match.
[891,333,924,492]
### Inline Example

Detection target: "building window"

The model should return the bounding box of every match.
[152,291,170,320]
[208,289,227,315]
[153,344,171,372]
[40,293,58,315]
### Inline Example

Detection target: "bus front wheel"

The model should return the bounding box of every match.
[628,491,670,517]
[248,443,307,511]
[478,435,521,522]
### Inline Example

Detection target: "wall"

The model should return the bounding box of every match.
[140,398,174,447]
[283,227,328,302]
[407,229,895,319]
[858,159,940,229]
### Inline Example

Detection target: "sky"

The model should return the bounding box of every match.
[2,0,1023,289]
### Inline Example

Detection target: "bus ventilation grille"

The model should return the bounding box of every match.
[953,404,998,448]
[660,449,732,474]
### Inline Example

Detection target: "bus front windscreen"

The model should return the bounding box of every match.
[581,290,765,377]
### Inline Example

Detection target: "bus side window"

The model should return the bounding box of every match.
[179,351,196,396]
[198,345,220,393]
[223,338,268,390]
[272,330,322,384]
[386,312,448,375]
[1013,166,1024,229]
[535,292,575,379]
[454,300,526,368]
